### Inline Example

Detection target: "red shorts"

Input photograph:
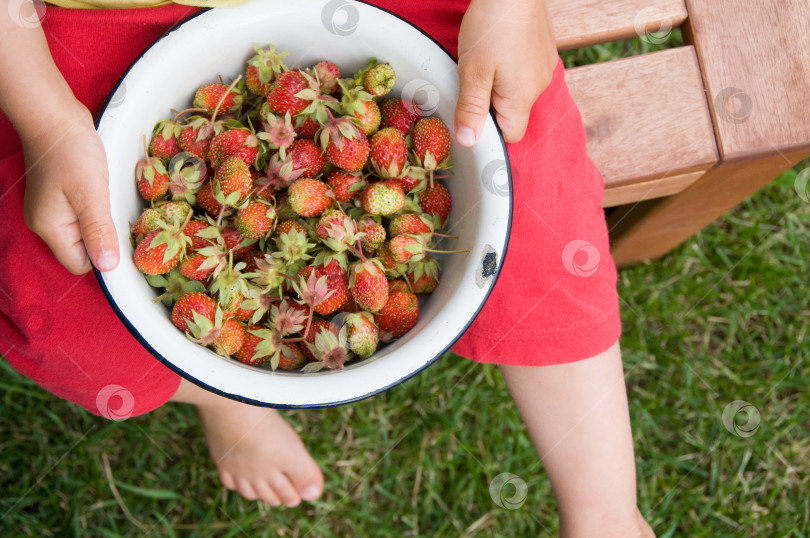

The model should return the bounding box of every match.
[0,1,620,418]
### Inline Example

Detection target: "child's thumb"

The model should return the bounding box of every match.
[454,61,494,147]
[65,184,120,273]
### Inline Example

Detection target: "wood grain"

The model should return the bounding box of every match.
[548,0,688,50]
[683,0,810,159]
[565,47,718,189]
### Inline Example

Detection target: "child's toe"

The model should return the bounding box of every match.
[270,472,301,507]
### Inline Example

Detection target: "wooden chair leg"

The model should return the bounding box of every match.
[607,149,810,266]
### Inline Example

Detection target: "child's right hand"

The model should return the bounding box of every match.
[22,104,120,275]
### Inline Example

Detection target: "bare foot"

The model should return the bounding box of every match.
[170,379,323,506]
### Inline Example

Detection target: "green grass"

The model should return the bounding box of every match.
[3,38,809,537]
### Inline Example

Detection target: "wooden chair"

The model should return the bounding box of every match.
[546,0,810,265]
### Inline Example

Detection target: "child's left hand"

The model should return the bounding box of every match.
[455,0,558,146]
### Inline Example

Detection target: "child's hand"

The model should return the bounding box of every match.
[455,0,558,146]
[22,105,120,275]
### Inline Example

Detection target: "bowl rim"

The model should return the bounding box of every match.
[93,1,513,409]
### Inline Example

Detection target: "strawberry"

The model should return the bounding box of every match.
[171,291,216,334]
[389,213,432,237]
[135,151,169,201]
[362,62,396,97]
[132,208,162,243]
[358,217,386,251]
[295,115,321,139]
[406,255,439,294]
[234,324,270,365]
[349,259,389,313]
[369,127,407,178]
[221,226,257,261]
[361,181,404,216]
[266,70,310,116]
[344,311,378,358]
[301,318,339,360]
[288,178,332,217]
[303,320,348,370]
[380,98,422,135]
[179,252,214,281]
[319,112,370,172]
[374,290,419,339]
[235,199,276,239]
[157,200,193,225]
[375,241,408,277]
[196,181,226,216]
[193,83,242,114]
[134,229,187,275]
[326,170,365,202]
[312,259,349,315]
[148,119,182,160]
[389,234,423,264]
[183,218,212,251]
[391,170,425,193]
[215,318,246,356]
[276,219,307,237]
[288,138,326,177]
[412,117,451,167]
[178,119,214,161]
[213,156,253,207]
[276,342,307,370]
[387,279,410,294]
[209,129,259,169]
[315,209,346,240]
[245,45,289,95]
[313,60,341,94]
[418,182,452,226]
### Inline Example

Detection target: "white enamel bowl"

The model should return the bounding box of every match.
[95,0,512,408]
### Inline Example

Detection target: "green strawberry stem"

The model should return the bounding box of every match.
[173,108,209,123]
[142,135,154,167]
[210,75,242,125]
[424,247,469,254]
[345,240,368,264]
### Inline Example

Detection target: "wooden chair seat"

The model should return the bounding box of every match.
[545,0,810,265]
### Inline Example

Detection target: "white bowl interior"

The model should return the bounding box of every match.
[96,0,511,407]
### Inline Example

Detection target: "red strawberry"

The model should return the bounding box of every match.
[369,127,407,178]
[288,138,326,177]
[171,292,216,334]
[245,45,289,95]
[193,83,242,114]
[406,255,439,294]
[196,181,226,216]
[266,70,310,116]
[135,153,169,201]
[295,115,320,139]
[391,172,423,193]
[209,129,259,169]
[358,217,386,251]
[288,178,332,217]
[349,260,389,313]
[375,241,406,276]
[389,213,432,237]
[178,116,220,161]
[277,342,307,370]
[326,170,365,202]
[302,319,339,360]
[418,182,452,226]
[352,99,381,136]
[313,259,349,315]
[234,324,269,365]
[241,249,263,273]
[133,229,185,275]
[235,200,276,239]
[389,234,423,264]
[183,219,212,251]
[222,226,257,261]
[179,252,214,281]
[374,290,419,338]
[388,279,410,294]
[276,219,307,237]
[313,60,341,94]
[213,156,253,206]
[319,113,369,172]
[412,117,451,167]
[148,120,182,160]
[215,318,246,356]
[380,98,422,135]
[361,181,404,216]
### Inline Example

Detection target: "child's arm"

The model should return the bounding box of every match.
[0,2,119,274]
[454,0,557,146]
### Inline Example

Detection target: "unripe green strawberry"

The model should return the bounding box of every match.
[363,62,395,97]
[193,83,242,114]
[132,208,162,243]
[214,156,253,206]
[235,200,276,239]
[349,260,389,313]
[344,311,378,359]
[288,178,332,217]
[380,97,422,135]
[157,200,193,226]
[267,70,310,115]
[412,117,451,167]
[418,182,452,226]
[171,292,216,334]
[369,127,407,178]
[326,170,365,202]
[375,290,419,339]
[361,181,404,216]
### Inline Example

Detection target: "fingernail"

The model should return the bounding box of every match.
[301,485,321,501]
[456,126,476,147]
[95,250,119,272]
